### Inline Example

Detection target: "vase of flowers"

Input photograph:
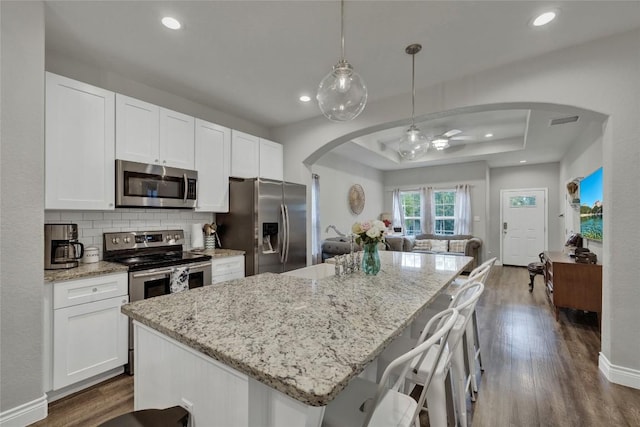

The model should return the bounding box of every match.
[352,220,386,275]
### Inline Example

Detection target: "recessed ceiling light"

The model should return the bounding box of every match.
[520,160,527,163]
[161,17,181,30]
[485,133,493,138]
[299,95,311,102]
[532,11,556,27]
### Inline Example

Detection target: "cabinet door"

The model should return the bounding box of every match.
[115,94,160,164]
[45,72,115,210]
[160,108,195,169]
[53,295,129,390]
[195,119,231,212]
[231,130,260,178]
[259,139,284,181]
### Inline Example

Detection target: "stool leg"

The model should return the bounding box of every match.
[529,272,535,292]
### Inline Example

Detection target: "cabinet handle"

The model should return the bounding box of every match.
[92,288,98,292]
[155,159,159,163]
[122,298,128,304]
[163,160,167,164]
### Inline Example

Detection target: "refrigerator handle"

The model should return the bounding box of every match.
[284,204,290,263]
[280,203,287,264]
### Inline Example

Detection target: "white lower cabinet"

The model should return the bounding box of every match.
[48,273,129,391]
[212,256,245,284]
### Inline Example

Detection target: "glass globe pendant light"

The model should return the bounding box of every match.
[317,0,367,121]
[398,44,429,160]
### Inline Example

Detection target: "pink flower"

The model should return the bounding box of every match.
[361,221,371,231]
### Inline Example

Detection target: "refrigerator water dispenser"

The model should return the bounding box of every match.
[262,223,278,253]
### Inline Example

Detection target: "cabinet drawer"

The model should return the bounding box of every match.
[53,273,128,309]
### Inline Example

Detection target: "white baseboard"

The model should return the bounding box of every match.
[0,394,47,427]
[599,352,640,390]
[47,366,125,403]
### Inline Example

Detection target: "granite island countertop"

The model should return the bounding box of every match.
[44,261,129,283]
[122,251,472,406]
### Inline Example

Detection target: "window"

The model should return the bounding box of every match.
[434,190,456,235]
[399,189,457,236]
[400,191,421,236]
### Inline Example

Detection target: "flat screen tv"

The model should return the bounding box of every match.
[580,167,603,241]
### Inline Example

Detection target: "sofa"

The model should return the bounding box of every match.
[321,234,482,273]
[411,234,483,272]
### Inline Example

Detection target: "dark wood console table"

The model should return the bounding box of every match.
[543,251,602,324]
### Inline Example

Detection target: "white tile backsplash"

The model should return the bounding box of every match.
[45,208,215,260]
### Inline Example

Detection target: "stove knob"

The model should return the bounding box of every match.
[112,237,120,244]
[166,236,172,242]
[174,234,180,241]
[123,237,131,244]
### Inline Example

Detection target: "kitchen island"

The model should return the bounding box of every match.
[122,251,472,426]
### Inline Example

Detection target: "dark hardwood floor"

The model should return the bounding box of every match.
[30,266,640,427]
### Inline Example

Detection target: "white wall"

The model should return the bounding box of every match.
[0,1,46,422]
[313,152,384,238]
[559,121,604,259]
[46,51,270,139]
[489,163,562,257]
[273,29,640,386]
[382,161,488,258]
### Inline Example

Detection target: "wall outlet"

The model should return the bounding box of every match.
[473,216,481,222]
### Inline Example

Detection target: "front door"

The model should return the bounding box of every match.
[501,188,547,266]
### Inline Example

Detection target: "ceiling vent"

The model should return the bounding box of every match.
[549,115,580,126]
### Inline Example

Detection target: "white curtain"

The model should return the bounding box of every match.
[421,186,434,234]
[454,184,472,234]
[392,189,405,231]
[311,174,322,264]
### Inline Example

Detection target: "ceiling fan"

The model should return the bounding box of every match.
[429,129,473,150]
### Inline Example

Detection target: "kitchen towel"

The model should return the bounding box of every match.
[170,267,190,293]
[191,223,204,249]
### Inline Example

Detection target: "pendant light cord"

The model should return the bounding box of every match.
[340,0,345,61]
[411,52,416,127]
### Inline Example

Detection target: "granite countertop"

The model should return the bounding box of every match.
[122,251,472,407]
[44,261,129,283]
[198,248,245,258]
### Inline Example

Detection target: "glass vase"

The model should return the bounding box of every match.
[362,242,381,276]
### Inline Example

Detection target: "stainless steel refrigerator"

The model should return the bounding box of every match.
[217,178,307,276]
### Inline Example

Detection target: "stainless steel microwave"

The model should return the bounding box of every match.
[116,159,198,208]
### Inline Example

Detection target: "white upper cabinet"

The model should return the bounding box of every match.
[195,119,231,212]
[116,94,195,169]
[259,138,284,181]
[159,108,195,169]
[45,72,115,210]
[230,130,260,178]
[115,95,160,164]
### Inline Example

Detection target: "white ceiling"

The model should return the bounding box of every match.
[43,1,639,168]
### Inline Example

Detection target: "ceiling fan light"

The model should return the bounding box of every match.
[432,138,450,151]
[317,60,367,121]
[398,125,429,160]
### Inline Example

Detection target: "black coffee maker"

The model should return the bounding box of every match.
[45,224,84,269]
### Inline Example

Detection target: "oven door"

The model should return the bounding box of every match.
[116,159,198,208]
[126,261,212,374]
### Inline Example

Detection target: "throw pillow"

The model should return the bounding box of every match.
[413,239,431,251]
[429,239,449,252]
[449,239,468,253]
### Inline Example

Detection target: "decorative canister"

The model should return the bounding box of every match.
[204,235,216,250]
[82,246,100,263]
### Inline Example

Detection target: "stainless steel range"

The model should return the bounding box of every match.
[103,229,212,374]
